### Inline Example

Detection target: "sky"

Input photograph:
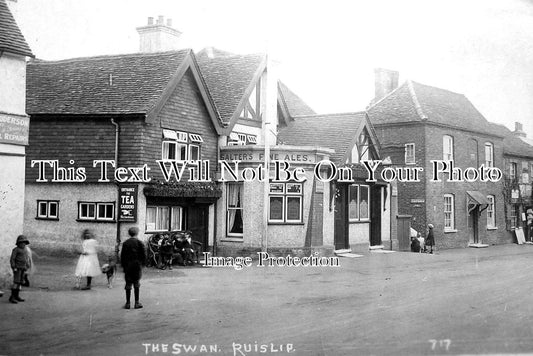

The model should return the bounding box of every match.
[8,0,533,136]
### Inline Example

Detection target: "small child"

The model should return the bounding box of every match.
[101,255,117,288]
[9,235,31,304]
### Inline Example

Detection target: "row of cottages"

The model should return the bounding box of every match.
[24,17,394,257]
[0,0,33,285]
[367,69,509,249]
[501,122,533,241]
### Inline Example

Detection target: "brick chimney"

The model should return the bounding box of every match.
[513,122,527,138]
[374,68,399,101]
[136,16,182,53]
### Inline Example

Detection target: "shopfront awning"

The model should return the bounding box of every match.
[466,191,490,214]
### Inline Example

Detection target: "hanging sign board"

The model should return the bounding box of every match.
[118,185,138,222]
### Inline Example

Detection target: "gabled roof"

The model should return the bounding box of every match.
[278,81,316,118]
[27,50,191,115]
[367,80,502,137]
[277,112,375,164]
[0,0,33,57]
[196,51,265,125]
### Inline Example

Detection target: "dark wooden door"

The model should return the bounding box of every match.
[370,186,382,246]
[468,207,479,244]
[187,205,208,251]
[397,215,412,251]
[334,185,349,250]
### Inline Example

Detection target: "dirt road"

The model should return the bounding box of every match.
[1,245,533,355]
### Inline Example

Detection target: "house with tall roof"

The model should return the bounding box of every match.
[367,69,508,249]
[0,0,33,285]
[24,16,337,257]
[499,122,533,241]
[278,112,394,252]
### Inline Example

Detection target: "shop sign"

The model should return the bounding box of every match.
[0,113,29,145]
[119,185,137,222]
[410,198,425,204]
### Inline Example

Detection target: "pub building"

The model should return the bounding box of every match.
[25,16,369,257]
[278,112,394,253]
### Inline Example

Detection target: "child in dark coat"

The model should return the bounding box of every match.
[426,224,435,254]
[120,227,146,309]
[10,235,31,304]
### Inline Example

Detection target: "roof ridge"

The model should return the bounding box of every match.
[406,80,428,120]
[292,111,366,119]
[410,80,466,97]
[29,49,192,64]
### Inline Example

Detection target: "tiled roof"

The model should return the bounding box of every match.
[495,123,533,158]
[278,81,316,117]
[0,0,33,57]
[367,81,502,137]
[27,50,190,115]
[278,112,367,164]
[197,52,265,125]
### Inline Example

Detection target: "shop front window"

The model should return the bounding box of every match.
[268,182,303,223]
[146,205,184,232]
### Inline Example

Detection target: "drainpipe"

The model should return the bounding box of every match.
[111,118,121,261]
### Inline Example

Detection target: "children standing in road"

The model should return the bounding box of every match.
[120,227,146,309]
[9,235,31,304]
[426,224,435,254]
[75,229,101,290]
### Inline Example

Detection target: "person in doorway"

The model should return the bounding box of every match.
[74,229,102,290]
[426,224,435,254]
[9,235,31,303]
[120,227,146,309]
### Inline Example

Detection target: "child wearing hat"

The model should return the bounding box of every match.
[9,235,31,304]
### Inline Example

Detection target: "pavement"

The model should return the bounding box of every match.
[2,244,533,356]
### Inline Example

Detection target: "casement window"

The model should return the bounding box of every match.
[348,184,370,222]
[487,195,496,228]
[485,142,494,167]
[37,200,59,219]
[78,202,115,221]
[405,143,415,164]
[443,135,454,161]
[228,132,257,146]
[161,129,202,160]
[444,194,455,231]
[510,162,517,181]
[227,183,243,236]
[268,182,303,223]
[146,206,184,232]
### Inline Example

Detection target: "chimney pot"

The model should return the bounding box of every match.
[513,121,527,138]
[157,15,164,25]
[167,18,173,27]
[147,17,154,25]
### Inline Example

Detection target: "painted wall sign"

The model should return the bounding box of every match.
[0,113,29,145]
[118,185,137,222]
[410,199,425,204]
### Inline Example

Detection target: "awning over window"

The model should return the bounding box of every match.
[467,191,490,214]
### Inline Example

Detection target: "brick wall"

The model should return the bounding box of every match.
[375,123,427,234]
[424,124,507,248]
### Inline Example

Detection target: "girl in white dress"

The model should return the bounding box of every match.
[75,229,101,290]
